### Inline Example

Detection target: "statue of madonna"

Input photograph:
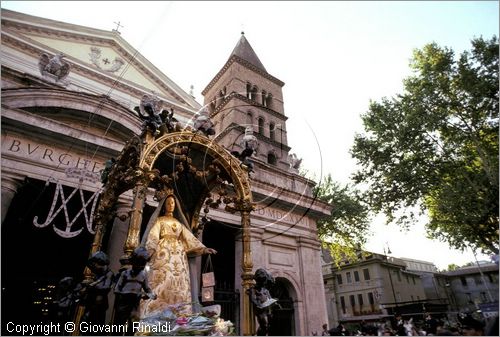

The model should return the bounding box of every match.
[139,194,216,318]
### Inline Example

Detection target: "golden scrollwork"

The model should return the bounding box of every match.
[140,131,252,202]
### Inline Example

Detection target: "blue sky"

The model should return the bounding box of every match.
[2,1,498,269]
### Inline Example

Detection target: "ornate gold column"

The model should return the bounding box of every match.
[240,207,255,336]
[124,182,148,257]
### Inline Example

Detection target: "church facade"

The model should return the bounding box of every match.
[1,9,330,335]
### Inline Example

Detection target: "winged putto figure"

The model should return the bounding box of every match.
[231,126,258,172]
[288,153,302,170]
[134,94,164,136]
[193,107,216,137]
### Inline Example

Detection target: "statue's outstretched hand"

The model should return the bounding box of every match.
[144,292,157,300]
[204,248,217,255]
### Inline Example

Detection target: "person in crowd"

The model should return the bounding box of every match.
[321,323,330,336]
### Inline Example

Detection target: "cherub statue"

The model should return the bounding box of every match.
[79,251,115,325]
[231,126,258,172]
[193,108,216,137]
[159,108,179,134]
[38,52,71,81]
[288,153,302,170]
[134,94,163,136]
[100,158,116,184]
[53,276,77,324]
[113,247,156,331]
[248,268,278,336]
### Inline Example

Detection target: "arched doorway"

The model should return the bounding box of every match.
[1,178,94,333]
[269,277,296,336]
[200,219,239,328]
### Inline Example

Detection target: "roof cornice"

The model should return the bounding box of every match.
[210,92,287,122]
[202,55,285,96]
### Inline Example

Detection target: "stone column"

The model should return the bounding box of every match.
[107,197,133,273]
[1,174,24,224]
[105,196,132,324]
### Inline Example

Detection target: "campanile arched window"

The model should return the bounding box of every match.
[266,93,273,109]
[247,111,253,126]
[267,152,277,165]
[258,117,264,135]
[250,85,258,101]
[269,122,275,141]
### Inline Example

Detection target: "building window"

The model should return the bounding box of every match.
[340,296,346,314]
[258,117,264,134]
[269,123,275,141]
[405,274,409,283]
[354,271,360,282]
[481,292,488,302]
[460,277,468,287]
[363,268,370,280]
[411,295,414,301]
[336,274,343,285]
[358,294,364,306]
[396,271,401,282]
[487,273,497,283]
[474,275,483,285]
[246,82,252,99]
[261,90,267,106]
[266,93,273,109]
[368,292,374,305]
[412,276,416,285]
[349,295,356,308]
[267,152,277,165]
[346,272,352,283]
[219,88,226,101]
[250,85,258,101]
[247,112,253,126]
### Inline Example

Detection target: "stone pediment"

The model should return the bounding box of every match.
[1,9,199,110]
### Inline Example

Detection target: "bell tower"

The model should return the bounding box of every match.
[202,32,291,172]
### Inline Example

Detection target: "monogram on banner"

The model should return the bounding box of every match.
[32,167,102,238]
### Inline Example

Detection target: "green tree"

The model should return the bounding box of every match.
[351,36,499,254]
[313,174,371,264]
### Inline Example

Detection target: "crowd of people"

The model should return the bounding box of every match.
[317,312,499,336]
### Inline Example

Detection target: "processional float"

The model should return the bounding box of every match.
[73,94,257,335]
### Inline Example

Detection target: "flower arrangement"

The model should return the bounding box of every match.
[135,302,235,336]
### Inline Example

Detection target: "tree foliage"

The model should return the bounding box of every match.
[351,36,499,254]
[313,174,371,264]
